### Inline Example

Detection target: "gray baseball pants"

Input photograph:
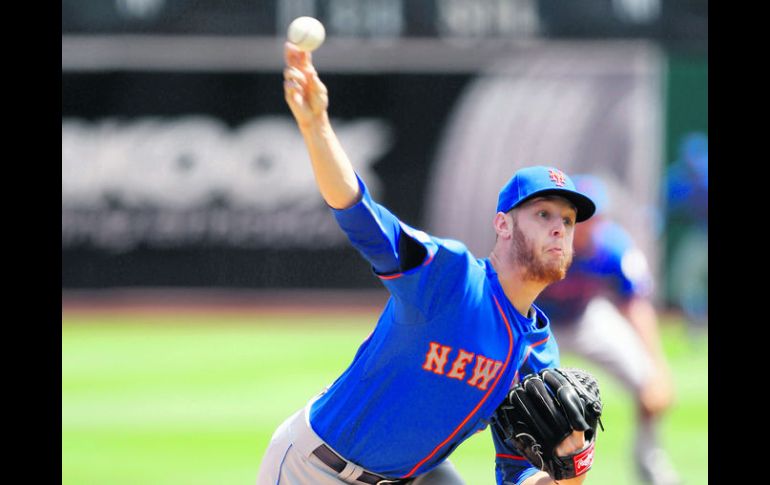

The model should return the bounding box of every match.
[551,297,654,393]
[256,400,466,485]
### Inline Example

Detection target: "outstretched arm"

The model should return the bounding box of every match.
[283,42,360,209]
[283,42,434,279]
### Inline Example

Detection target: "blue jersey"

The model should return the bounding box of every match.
[309,175,559,483]
[665,160,708,228]
[536,220,653,324]
[665,133,708,228]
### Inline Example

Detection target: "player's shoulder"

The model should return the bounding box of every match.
[399,224,472,258]
[432,236,470,255]
[429,236,482,268]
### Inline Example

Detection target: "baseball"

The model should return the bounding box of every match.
[287,16,326,52]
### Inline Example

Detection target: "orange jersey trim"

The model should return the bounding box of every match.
[402,294,514,478]
[511,335,550,384]
[495,336,550,467]
[496,453,527,461]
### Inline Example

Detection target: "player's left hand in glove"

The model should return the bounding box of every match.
[492,367,604,481]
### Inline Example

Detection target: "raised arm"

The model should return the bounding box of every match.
[283,42,360,210]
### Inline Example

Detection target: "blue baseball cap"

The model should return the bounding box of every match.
[497,166,596,222]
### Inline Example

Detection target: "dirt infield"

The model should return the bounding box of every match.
[61,288,390,316]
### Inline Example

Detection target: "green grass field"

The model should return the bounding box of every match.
[62,312,707,484]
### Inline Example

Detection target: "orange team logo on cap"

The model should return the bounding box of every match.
[549,169,567,187]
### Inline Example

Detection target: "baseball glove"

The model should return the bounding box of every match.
[492,368,604,480]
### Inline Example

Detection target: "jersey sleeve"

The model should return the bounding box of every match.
[332,174,473,322]
[492,427,542,485]
[331,173,437,276]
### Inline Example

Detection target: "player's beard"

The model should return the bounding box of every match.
[512,218,573,283]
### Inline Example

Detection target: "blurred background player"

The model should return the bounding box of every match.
[663,132,708,337]
[534,174,682,485]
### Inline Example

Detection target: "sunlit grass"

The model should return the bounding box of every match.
[62,313,706,484]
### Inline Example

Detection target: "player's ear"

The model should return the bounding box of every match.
[493,211,514,240]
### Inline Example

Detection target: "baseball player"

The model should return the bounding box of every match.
[256,42,599,485]
[535,174,681,485]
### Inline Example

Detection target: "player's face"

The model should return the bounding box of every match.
[511,197,576,283]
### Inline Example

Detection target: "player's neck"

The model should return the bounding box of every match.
[489,251,547,318]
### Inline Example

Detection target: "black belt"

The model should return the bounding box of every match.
[311,444,411,485]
